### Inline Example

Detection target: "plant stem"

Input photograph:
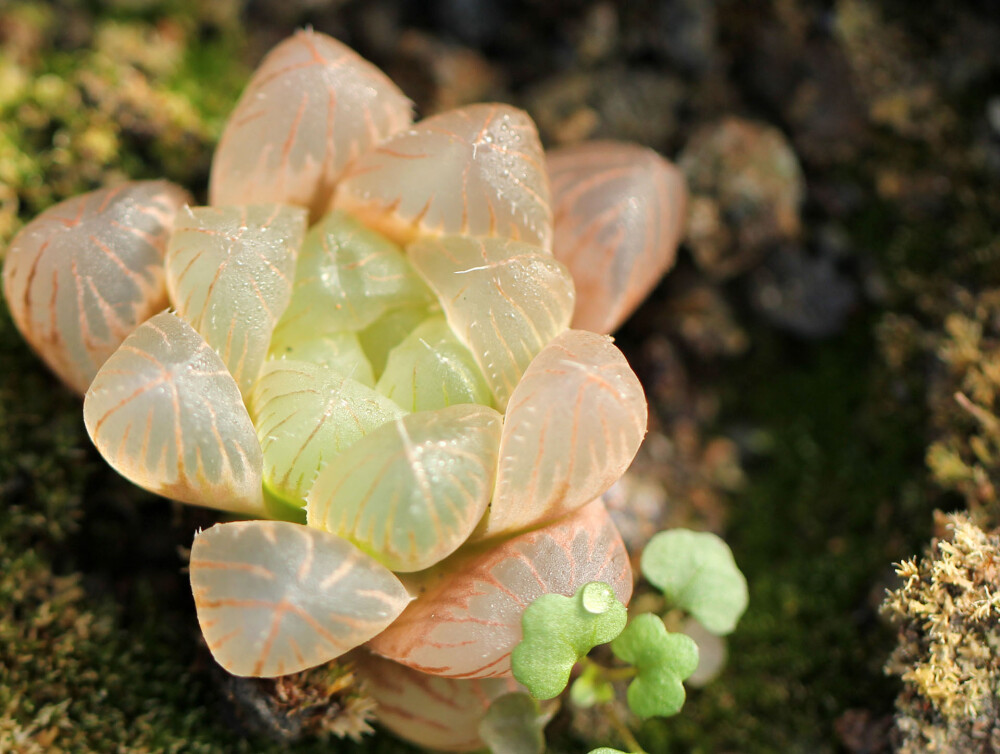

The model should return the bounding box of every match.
[606,702,647,754]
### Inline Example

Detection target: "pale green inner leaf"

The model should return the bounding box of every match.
[268,327,375,387]
[250,359,405,507]
[306,404,502,572]
[376,315,493,411]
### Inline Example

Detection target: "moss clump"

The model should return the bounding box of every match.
[882,513,1000,751]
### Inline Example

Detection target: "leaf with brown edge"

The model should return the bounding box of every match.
[548,141,687,334]
[478,330,647,539]
[306,404,502,572]
[409,235,575,410]
[191,521,410,678]
[210,29,412,221]
[354,650,521,752]
[367,499,632,679]
[334,104,552,249]
[166,204,306,396]
[83,311,264,515]
[2,181,189,394]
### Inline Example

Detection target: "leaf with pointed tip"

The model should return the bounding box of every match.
[368,500,632,678]
[190,521,410,677]
[640,529,749,636]
[210,29,412,220]
[268,329,375,387]
[2,181,189,394]
[273,210,432,337]
[610,613,699,719]
[307,404,502,572]
[354,651,520,753]
[548,141,687,334]
[481,330,647,538]
[250,359,405,508]
[376,316,492,411]
[166,204,306,395]
[511,582,627,700]
[83,311,264,515]
[409,235,574,409]
[335,103,552,248]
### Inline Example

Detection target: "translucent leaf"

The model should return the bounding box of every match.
[511,582,627,700]
[358,304,435,378]
[640,529,749,636]
[210,29,412,220]
[610,613,698,719]
[3,181,189,394]
[368,500,632,678]
[83,311,264,515]
[307,404,502,572]
[166,204,306,395]
[409,235,575,409]
[481,330,647,538]
[190,520,410,677]
[250,359,405,508]
[274,211,431,336]
[335,103,552,248]
[548,141,687,333]
[376,316,492,411]
[354,651,520,752]
[267,329,375,387]
[478,693,549,754]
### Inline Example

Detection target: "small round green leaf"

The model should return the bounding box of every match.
[640,529,749,636]
[511,582,628,700]
[610,613,698,719]
[569,663,615,708]
[478,693,548,754]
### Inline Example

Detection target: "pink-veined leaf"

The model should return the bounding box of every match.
[210,29,412,221]
[2,181,189,394]
[354,650,521,752]
[190,520,410,677]
[166,204,306,395]
[250,359,405,508]
[548,141,687,333]
[334,104,552,249]
[409,235,575,410]
[479,330,647,538]
[83,311,265,515]
[306,404,502,572]
[367,500,632,679]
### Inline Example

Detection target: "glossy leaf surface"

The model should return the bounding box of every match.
[482,329,647,537]
[376,316,492,411]
[250,359,404,507]
[355,651,520,752]
[273,210,431,336]
[335,104,552,248]
[83,311,264,514]
[548,141,686,333]
[210,30,412,219]
[191,521,410,677]
[368,500,632,678]
[3,181,189,394]
[166,204,306,395]
[268,329,376,387]
[307,404,502,572]
[410,235,574,409]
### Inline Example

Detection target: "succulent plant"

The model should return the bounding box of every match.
[1,29,686,751]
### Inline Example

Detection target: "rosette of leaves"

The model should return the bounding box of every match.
[1,29,687,752]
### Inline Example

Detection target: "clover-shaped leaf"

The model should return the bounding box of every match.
[610,613,698,719]
[511,581,627,700]
[641,529,748,636]
[588,749,627,754]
